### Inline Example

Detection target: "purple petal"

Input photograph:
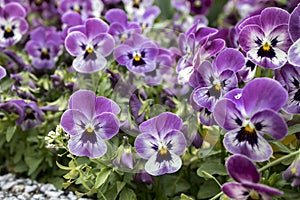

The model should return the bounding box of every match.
[201,38,225,59]
[3,2,26,18]
[144,152,182,176]
[92,33,115,57]
[288,38,300,66]
[223,88,245,111]
[68,132,107,158]
[0,66,6,79]
[134,133,159,159]
[105,8,128,25]
[163,130,186,156]
[260,7,289,32]
[60,109,89,136]
[93,112,119,140]
[25,40,41,57]
[269,25,292,52]
[139,112,182,138]
[223,130,273,161]
[214,48,245,72]
[289,4,300,42]
[222,182,248,199]
[238,15,261,31]
[68,90,96,119]
[113,44,133,65]
[242,78,288,115]
[193,86,218,111]
[191,60,214,87]
[85,18,109,39]
[219,70,238,91]
[213,99,244,131]
[29,27,45,44]
[95,96,120,115]
[242,182,283,195]
[239,25,265,52]
[65,31,87,56]
[250,109,287,140]
[226,154,260,183]
[72,52,107,73]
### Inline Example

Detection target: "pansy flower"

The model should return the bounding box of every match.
[25,26,63,70]
[65,18,115,73]
[132,6,161,33]
[0,2,28,47]
[187,0,212,15]
[238,7,292,69]
[222,154,283,199]
[283,157,300,187]
[114,33,158,73]
[275,64,300,114]
[134,112,187,176]
[58,0,92,20]
[287,4,300,66]
[60,90,120,158]
[213,78,288,161]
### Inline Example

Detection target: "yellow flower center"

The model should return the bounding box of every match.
[262,42,271,51]
[133,53,141,61]
[159,147,168,155]
[194,0,202,8]
[25,108,32,114]
[291,167,297,174]
[214,84,221,91]
[86,127,94,133]
[5,28,12,33]
[86,47,93,54]
[42,48,49,56]
[133,0,140,7]
[249,190,260,200]
[244,124,255,134]
[73,5,81,14]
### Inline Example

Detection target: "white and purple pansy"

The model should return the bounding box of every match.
[287,4,300,66]
[222,154,283,199]
[213,78,288,161]
[0,2,28,47]
[134,112,187,176]
[238,7,292,69]
[64,18,115,73]
[60,90,120,158]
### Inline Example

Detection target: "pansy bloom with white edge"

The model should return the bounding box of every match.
[238,7,292,69]
[60,90,120,158]
[0,2,28,47]
[113,33,158,73]
[65,18,115,73]
[275,64,300,114]
[222,154,283,199]
[213,78,288,161]
[134,112,187,176]
[287,4,300,66]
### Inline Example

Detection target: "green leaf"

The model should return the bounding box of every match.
[63,169,79,179]
[180,193,194,200]
[56,161,72,170]
[287,124,300,136]
[6,126,16,142]
[197,180,221,199]
[95,168,111,189]
[119,188,137,200]
[197,159,227,177]
[24,156,43,175]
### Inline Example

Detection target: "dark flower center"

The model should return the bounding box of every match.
[24,107,36,120]
[133,0,141,8]
[235,124,258,147]
[255,37,278,59]
[246,60,256,71]
[40,48,50,60]
[35,0,43,6]
[2,26,15,39]
[194,0,202,8]
[128,51,146,67]
[207,84,222,99]
[294,89,300,102]
[70,5,82,14]
[156,146,172,163]
[83,46,97,60]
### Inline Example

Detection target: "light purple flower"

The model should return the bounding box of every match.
[58,0,92,20]
[132,6,160,33]
[134,112,187,176]
[0,2,28,47]
[113,33,158,73]
[213,78,288,161]
[25,26,62,70]
[0,66,6,80]
[64,18,115,73]
[275,64,300,114]
[283,157,300,187]
[222,154,283,199]
[61,11,84,40]
[60,90,120,158]
[238,7,292,69]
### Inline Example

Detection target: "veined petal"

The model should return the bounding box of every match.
[134,133,159,159]
[260,7,289,33]
[219,70,238,91]
[68,90,96,119]
[93,112,119,140]
[288,38,300,67]
[68,132,107,158]
[223,88,244,112]
[226,154,260,183]
[222,182,248,199]
[72,52,107,73]
[239,25,265,52]
[92,33,115,57]
[284,92,300,114]
[95,96,120,115]
[201,38,225,59]
[213,99,244,131]
[214,48,245,73]
[3,2,26,18]
[251,109,287,140]
[144,152,182,176]
[193,86,219,111]
[269,24,292,51]
[242,78,288,115]
[60,109,89,136]
[163,130,186,156]
[113,44,133,65]
[289,4,300,42]
[105,8,128,25]
[85,18,109,39]
[65,31,87,56]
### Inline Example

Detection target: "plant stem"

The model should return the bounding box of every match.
[259,149,300,172]
[210,191,223,200]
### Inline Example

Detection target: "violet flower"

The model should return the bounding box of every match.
[275,64,300,114]
[61,11,84,40]
[222,154,283,199]
[0,2,28,47]
[114,33,158,73]
[64,18,115,73]
[134,112,187,176]
[187,0,212,15]
[213,78,288,161]
[60,90,120,158]
[287,4,300,66]
[283,157,300,187]
[25,26,63,70]
[132,6,161,33]
[0,66,6,80]
[238,7,292,69]
[58,0,92,20]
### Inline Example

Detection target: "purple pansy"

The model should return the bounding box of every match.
[213,78,288,161]
[287,4,300,66]
[222,154,283,199]
[187,0,212,15]
[58,0,92,20]
[0,66,6,80]
[283,157,300,187]
[238,7,292,69]
[64,18,115,73]
[60,90,120,158]
[134,112,187,176]
[114,33,159,73]
[25,26,62,70]
[132,6,160,33]
[0,2,28,47]
[275,64,300,114]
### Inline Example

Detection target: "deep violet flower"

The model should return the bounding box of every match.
[238,7,292,69]
[25,27,63,70]
[0,66,6,79]
[222,154,283,199]
[0,2,28,47]
[134,112,187,176]
[213,78,288,161]
[275,64,300,114]
[60,90,120,158]
[113,33,159,73]
[283,157,300,187]
[64,18,115,73]
[187,0,212,15]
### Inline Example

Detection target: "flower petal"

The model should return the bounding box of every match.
[222,182,248,199]
[65,31,87,56]
[68,90,96,119]
[85,18,109,39]
[214,48,245,73]
[289,4,300,42]
[288,38,300,67]
[92,33,115,57]
[239,25,265,52]
[105,8,128,25]
[134,133,159,159]
[163,130,186,156]
[60,109,89,136]
[242,182,283,195]
[93,112,119,140]
[260,7,289,33]
[95,96,120,115]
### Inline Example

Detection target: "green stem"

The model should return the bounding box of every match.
[259,149,300,172]
[209,191,223,200]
